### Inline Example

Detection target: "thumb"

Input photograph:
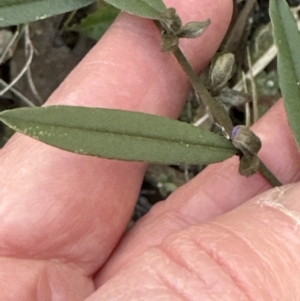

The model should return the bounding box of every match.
[86,184,300,300]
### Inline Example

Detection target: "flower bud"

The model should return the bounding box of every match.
[232,126,262,176]
[232,125,261,155]
[178,20,210,38]
[215,88,251,108]
[209,53,235,92]
[160,7,182,34]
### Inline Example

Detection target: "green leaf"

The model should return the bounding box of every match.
[72,3,119,40]
[269,0,300,148]
[0,0,96,27]
[103,0,167,20]
[0,106,236,165]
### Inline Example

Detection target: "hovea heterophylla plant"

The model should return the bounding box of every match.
[1,0,298,188]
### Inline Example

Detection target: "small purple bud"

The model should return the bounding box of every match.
[232,126,240,139]
[232,125,262,155]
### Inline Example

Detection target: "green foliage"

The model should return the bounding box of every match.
[0,106,236,165]
[103,0,166,20]
[270,0,300,149]
[73,3,119,40]
[0,0,96,27]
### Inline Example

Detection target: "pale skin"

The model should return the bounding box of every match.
[1,0,300,300]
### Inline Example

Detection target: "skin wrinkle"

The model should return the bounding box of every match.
[159,230,253,300]
[135,247,214,301]
[196,189,300,300]
[157,243,208,288]
[94,209,195,284]
[97,166,262,285]
[93,230,251,301]
[255,239,297,299]
[157,237,239,301]
[251,222,299,298]
[205,221,275,300]
[265,229,298,296]
[154,273,193,301]
[186,229,254,301]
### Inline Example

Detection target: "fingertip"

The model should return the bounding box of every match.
[47,0,233,117]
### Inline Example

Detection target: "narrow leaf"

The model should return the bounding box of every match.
[0,0,95,27]
[103,0,166,20]
[0,106,237,165]
[269,0,300,148]
[72,4,119,40]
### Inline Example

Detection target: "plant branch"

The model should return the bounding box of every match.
[172,47,282,187]
[172,46,234,135]
[258,159,282,186]
[155,14,281,187]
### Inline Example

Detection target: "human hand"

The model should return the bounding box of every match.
[1,1,300,300]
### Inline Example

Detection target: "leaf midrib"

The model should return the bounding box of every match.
[2,115,235,152]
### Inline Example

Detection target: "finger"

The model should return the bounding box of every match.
[96,99,300,284]
[0,0,233,275]
[0,257,94,301]
[89,184,300,301]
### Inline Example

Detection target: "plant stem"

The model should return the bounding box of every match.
[258,159,282,187]
[173,46,234,135]
[63,9,78,29]
[172,46,282,187]
[246,47,259,123]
